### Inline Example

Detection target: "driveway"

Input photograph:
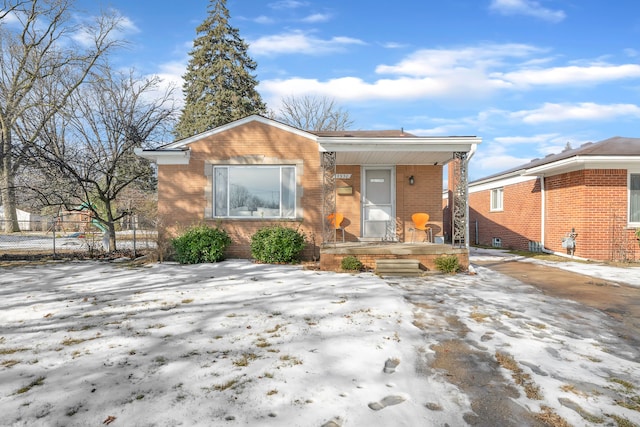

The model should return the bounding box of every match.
[473,257,640,336]
[386,249,640,426]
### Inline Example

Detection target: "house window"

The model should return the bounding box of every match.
[490,188,504,211]
[213,166,296,218]
[630,173,640,225]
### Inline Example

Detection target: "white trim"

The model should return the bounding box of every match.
[318,136,481,153]
[211,164,298,219]
[469,174,536,193]
[522,155,640,177]
[361,166,396,240]
[628,169,640,227]
[490,188,504,212]
[133,148,190,165]
[540,175,546,248]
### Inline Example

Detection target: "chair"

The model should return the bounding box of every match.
[410,213,432,243]
[328,212,345,242]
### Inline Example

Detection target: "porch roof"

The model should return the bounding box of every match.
[315,135,481,165]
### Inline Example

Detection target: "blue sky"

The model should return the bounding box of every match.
[75,0,640,180]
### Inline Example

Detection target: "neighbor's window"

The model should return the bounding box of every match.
[213,166,296,218]
[630,173,640,225]
[490,187,504,211]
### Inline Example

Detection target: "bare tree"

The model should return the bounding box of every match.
[0,0,123,232]
[23,67,176,251]
[272,95,353,131]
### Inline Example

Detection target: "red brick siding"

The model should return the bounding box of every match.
[157,121,322,259]
[334,165,361,241]
[396,165,444,241]
[469,178,542,251]
[545,169,637,261]
[469,169,638,262]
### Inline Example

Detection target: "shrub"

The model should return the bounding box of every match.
[171,225,232,264]
[434,255,460,274]
[341,256,363,271]
[250,226,306,264]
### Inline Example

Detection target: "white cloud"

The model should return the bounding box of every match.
[260,44,541,100]
[493,133,561,145]
[511,102,640,124]
[301,13,331,23]
[260,42,640,106]
[142,60,187,108]
[268,1,308,10]
[261,74,498,102]
[249,31,365,55]
[408,125,471,136]
[254,15,275,24]
[471,149,533,175]
[497,64,640,87]
[71,10,140,48]
[381,42,407,49]
[489,0,566,22]
[375,44,543,78]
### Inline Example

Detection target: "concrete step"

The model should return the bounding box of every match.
[376,259,420,267]
[375,259,422,276]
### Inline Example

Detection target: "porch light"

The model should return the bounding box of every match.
[409,175,415,185]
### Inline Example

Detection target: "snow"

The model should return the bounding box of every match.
[1,251,639,426]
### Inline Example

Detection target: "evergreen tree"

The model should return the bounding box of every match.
[174,0,266,139]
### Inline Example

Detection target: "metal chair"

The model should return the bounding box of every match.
[410,212,432,243]
[328,212,345,242]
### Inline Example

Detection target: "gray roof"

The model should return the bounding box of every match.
[472,136,640,184]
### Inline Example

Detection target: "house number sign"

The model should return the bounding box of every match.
[336,174,352,179]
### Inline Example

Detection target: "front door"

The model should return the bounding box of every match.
[362,167,395,239]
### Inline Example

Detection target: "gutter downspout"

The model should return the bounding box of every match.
[540,175,545,249]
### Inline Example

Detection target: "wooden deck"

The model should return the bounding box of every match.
[319,242,468,273]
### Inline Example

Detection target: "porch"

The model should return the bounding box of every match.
[319,241,468,274]
[317,133,480,259]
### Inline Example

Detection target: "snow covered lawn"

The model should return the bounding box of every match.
[1,258,639,426]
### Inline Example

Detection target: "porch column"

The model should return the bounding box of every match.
[321,152,337,244]
[451,152,469,248]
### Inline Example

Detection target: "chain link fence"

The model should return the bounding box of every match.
[0,217,157,260]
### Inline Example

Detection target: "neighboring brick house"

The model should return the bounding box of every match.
[468,137,640,262]
[136,115,480,261]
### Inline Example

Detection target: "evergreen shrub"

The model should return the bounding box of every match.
[341,256,363,271]
[171,225,232,264]
[434,255,460,274]
[250,226,306,264]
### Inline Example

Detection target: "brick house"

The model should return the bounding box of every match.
[468,137,640,262]
[136,115,480,269]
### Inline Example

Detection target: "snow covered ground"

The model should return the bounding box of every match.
[1,253,639,426]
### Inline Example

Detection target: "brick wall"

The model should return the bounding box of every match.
[334,165,361,241]
[469,169,638,261]
[469,178,542,251]
[396,165,443,241]
[545,169,637,261]
[157,120,323,259]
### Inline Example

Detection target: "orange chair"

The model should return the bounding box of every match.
[410,213,432,243]
[328,213,345,242]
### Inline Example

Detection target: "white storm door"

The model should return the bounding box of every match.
[362,167,395,238]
